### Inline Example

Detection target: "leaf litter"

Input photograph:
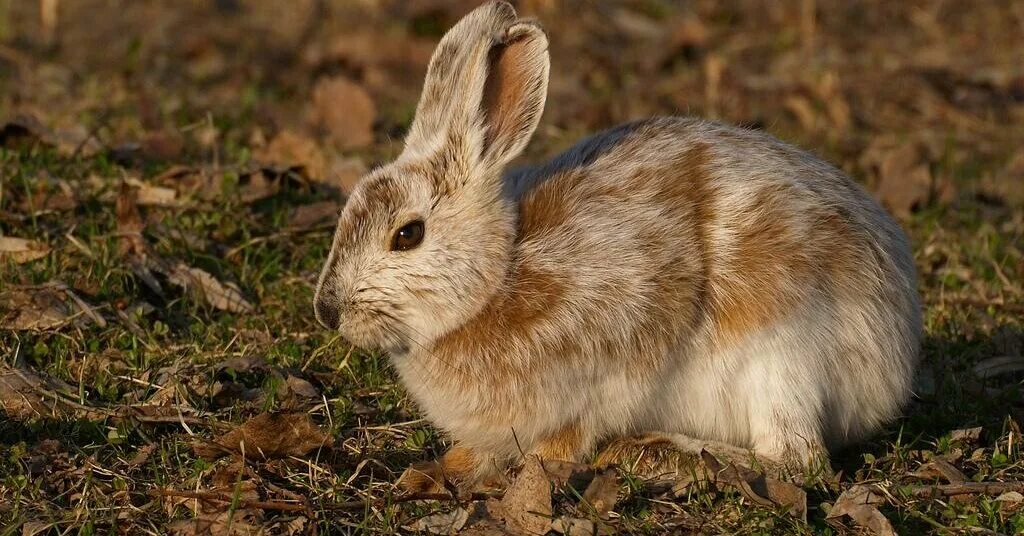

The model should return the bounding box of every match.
[1,1,1023,534]
[115,182,254,313]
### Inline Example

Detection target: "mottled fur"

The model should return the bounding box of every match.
[314,1,921,487]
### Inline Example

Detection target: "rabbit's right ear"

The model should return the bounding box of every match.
[404,1,549,174]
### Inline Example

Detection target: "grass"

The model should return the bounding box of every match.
[2,1,1024,534]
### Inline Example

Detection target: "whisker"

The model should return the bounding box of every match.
[372,308,483,384]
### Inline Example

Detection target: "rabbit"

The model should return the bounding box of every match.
[313,0,921,490]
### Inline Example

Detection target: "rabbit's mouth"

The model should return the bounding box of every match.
[338,307,413,355]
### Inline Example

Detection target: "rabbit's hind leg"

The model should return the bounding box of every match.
[594,433,795,480]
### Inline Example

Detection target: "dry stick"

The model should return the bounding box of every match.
[150,488,502,512]
[7,366,220,428]
[896,481,1024,498]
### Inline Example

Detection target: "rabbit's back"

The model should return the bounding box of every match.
[503,116,920,449]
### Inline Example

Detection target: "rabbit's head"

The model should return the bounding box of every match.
[314,1,549,352]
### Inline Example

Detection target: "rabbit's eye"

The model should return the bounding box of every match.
[391,220,425,251]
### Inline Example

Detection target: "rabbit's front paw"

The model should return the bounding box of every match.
[397,445,480,493]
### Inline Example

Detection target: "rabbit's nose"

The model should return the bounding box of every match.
[313,293,343,330]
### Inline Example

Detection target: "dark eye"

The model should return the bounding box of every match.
[391,220,425,251]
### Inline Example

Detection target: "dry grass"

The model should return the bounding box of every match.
[1,1,1023,534]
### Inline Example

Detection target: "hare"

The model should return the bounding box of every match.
[313,1,921,490]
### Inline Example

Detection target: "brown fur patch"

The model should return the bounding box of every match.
[641,144,715,347]
[440,445,479,481]
[431,255,569,388]
[713,186,812,344]
[532,422,584,461]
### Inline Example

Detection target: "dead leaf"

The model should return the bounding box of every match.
[412,507,471,535]
[550,517,596,536]
[287,201,339,230]
[310,76,376,149]
[126,177,179,207]
[1,283,104,331]
[493,456,553,535]
[255,130,327,181]
[19,521,53,536]
[0,368,59,419]
[0,236,50,264]
[142,129,185,160]
[0,365,109,421]
[115,186,254,312]
[580,467,619,518]
[164,262,254,313]
[0,119,46,150]
[950,427,983,443]
[826,484,896,536]
[16,176,78,214]
[238,169,282,204]
[216,356,270,374]
[285,375,320,399]
[860,137,955,218]
[912,459,967,483]
[973,356,1024,379]
[166,511,264,536]
[193,412,333,460]
[699,450,808,520]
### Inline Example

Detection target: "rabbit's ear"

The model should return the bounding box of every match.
[405,1,549,171]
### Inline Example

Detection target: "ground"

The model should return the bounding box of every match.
[1,1,1023,534]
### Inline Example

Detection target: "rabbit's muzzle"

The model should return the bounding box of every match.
[313,289,342,331]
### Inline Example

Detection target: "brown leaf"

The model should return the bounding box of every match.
[549,517,596,536]
[950,427,983,443]
[860,137,955,218]
[215,356,270,374]
[114,189,253,312]
[493,456,553,535]
[16,177,78,214]
[700,450,807,520]
[127,178,179,207]
[164,262,254,313]
[0,115,101,156]
[193,412,333,460]
[255,130,327,181]
[166,511,264,536]
[1,283,103,331]
[284,375,320,399]
[0,368,58,420]
[826,484,895,536]
[0,236,50,264]
[0,365,108,421]
[912,459,967,483]
[411,507,471,535]
[310,76,376,149]
[287,201,340,230]
[237,169,281,204]
[580,467,619,518]
[141,129,185,160]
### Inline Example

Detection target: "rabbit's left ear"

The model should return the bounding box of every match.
[405,1,549,172]
[477,21,549,168]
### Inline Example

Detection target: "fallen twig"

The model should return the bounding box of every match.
[149,488,502,513]
[2,365,223,429]
[894,481,1024,498]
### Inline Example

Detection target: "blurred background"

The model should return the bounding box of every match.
[2,0,1021,207]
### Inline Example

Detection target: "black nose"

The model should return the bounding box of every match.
[314,294,342,330]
